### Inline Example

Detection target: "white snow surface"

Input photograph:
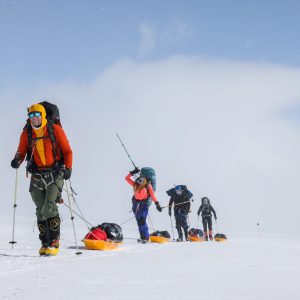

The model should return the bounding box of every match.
[0,216,300,300]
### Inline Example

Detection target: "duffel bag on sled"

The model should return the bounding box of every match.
[83,223,123,251]
[149,231,171,243]
[188,228,204,242]
[214,233,227,242]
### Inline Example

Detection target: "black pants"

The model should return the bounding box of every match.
[174,208,189,238]
[202,216,212,232]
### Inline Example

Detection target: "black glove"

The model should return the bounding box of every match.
[130,167,140,175]
[215,216,217,221]
[11,158,21,169]
[155,202,162,212]
[61,168,72,180]
[168,210,172,217]
[197,212,200,217]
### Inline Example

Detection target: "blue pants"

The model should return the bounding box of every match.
[174,208,189,237]
[132,200,149,240]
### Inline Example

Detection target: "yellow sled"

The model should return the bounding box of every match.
[214,234,227,242]
[188,235,203,242]
[149,236,170,244]
[83,239,122,251]
[214,237,227,242]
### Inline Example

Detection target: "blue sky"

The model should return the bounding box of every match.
[1,1,300,235]
[1,0,300,86]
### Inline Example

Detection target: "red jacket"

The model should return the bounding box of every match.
[125,173,157,202]
[16,124,73,169]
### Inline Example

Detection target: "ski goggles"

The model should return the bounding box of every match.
[28,111,42,118]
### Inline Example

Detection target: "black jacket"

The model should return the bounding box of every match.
[167,186,193,214]
[197,204,217,218]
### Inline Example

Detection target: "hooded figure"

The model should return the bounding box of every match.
[197,197,217,241]
[167,185,193,241]
[11,103,73,256]
[125,167,162,243]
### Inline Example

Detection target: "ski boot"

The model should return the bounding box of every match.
[176,233,183,242]
[46,216,61,256]
[137,238,149,244]
[209,230,213,241]
[204,231,208,241]
[39,244,48,256]
[37,220,50,256]
[45,239,60,256]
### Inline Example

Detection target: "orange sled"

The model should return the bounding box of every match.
[214,233,227,242]
[149,236,170,244]
[188,235,203,242]
[83,239,122,251]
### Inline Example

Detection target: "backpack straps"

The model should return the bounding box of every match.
[26,121,60,169]
[146,183,151,199]
[47,121,57,160]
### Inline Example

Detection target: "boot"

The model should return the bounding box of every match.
[204,231,208,241]
[137,237,149,244]
[209,230,213,241]
[176,232,183,242]
[46,239,60,256]
[37,220,50,256]
[46,215,61,256]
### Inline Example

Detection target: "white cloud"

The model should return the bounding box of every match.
[2,56,300,237]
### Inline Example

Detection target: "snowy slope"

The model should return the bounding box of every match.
[0,217,299,300]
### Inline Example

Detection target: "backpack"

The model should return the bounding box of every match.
[84,226,107,241]
[166,185,193,200]
[25,101,64,172]
[140,167,156,191]
[188,228,203,238]
[150,231,171,239]
[99,223,123,242]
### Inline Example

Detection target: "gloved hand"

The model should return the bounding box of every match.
[130,167,140,175]
[61,168,72,180]
[11,157,21,169]
[168,210,172,217]
[197,212,200,217]
[155,202,162,212]
[215,217,217,221]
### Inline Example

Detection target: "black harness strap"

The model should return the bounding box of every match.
[25,121,62,172]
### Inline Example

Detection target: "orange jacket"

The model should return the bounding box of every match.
[125,173,157,202]
[16,124,73,169]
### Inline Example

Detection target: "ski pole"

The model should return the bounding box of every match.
[68,180,90,231]
[65,180,82,255]
[161,199,193,209]
[116,133,137,168]
[197,215,200,229]
[147,212,156,232]
[257,222,261,240]
[9,169,18,249]
[62,202,94,228]
[169,215,175,241]
[215,218,218,233]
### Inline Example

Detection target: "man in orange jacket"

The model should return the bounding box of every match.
[11,103,73,256]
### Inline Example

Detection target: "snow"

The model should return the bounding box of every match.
[0,216,299,300]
